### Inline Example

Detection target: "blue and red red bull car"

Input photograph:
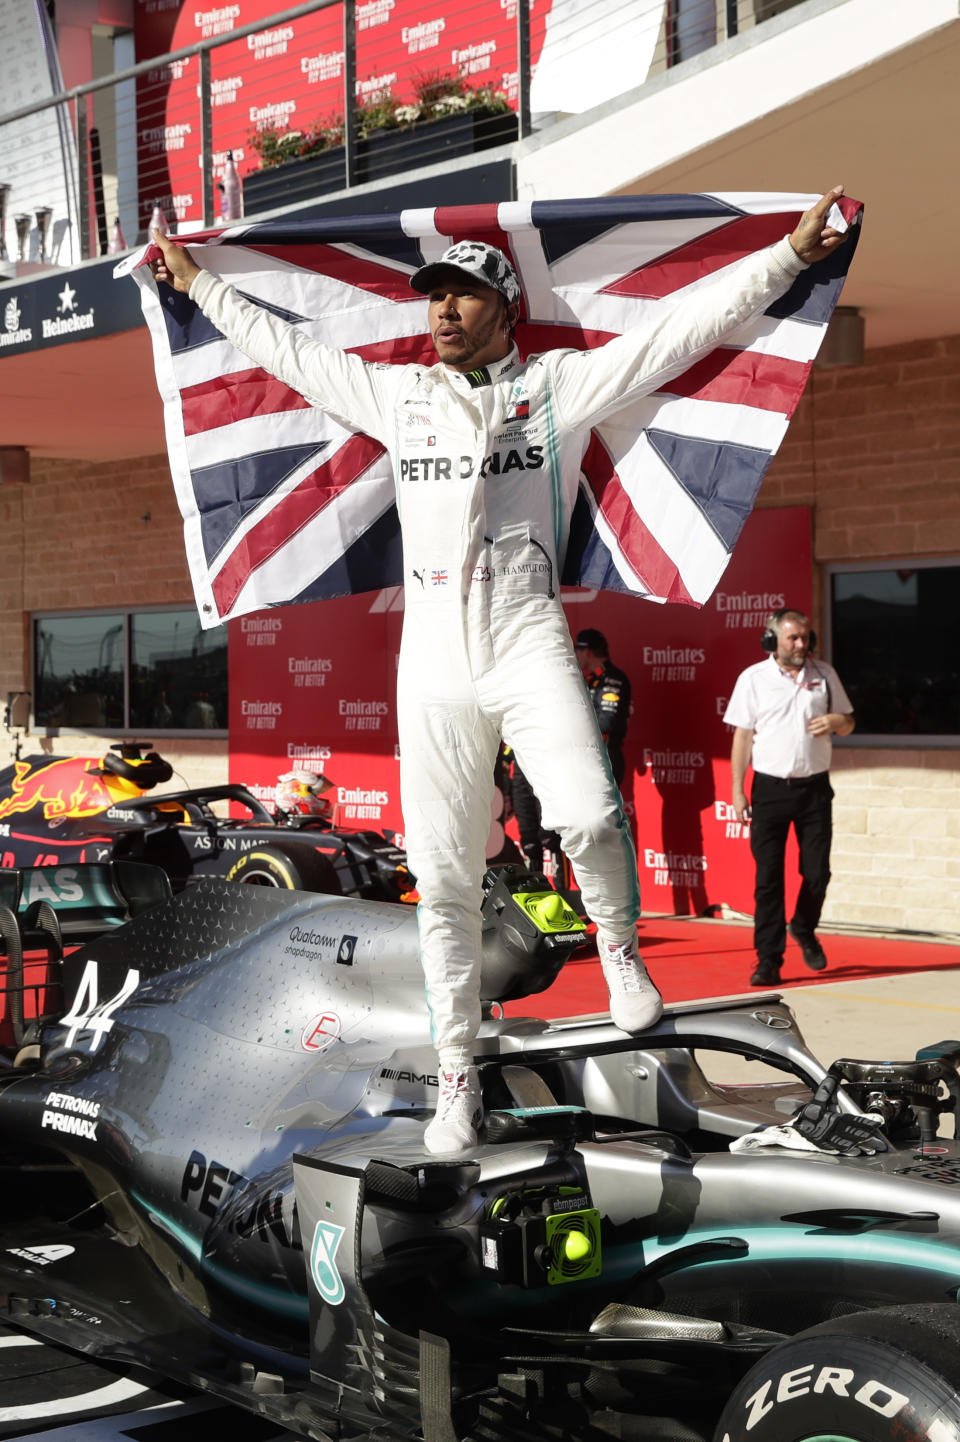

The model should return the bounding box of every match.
[0,743,413,903]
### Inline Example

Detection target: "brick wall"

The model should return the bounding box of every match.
[0,451,227,790]
[2,332,958,936]
[762,333,960,937]
[25,454,190,612]
[828,750,960,935]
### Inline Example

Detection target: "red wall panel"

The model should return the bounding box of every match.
[133,0,547,231]
[229,506,813,914]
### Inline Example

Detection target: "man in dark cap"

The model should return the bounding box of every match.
[574,629,632,787]
[151,190,848,1155]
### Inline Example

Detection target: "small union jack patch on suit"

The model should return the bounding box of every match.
[431,570,448,586]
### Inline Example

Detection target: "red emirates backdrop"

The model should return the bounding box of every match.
[229,507,812,914]
[229,588,405,839]
[134,0,547,231]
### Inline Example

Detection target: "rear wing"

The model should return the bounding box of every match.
[0,861,172,940]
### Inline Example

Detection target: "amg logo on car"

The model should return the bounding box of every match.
[380,1067,439,1087]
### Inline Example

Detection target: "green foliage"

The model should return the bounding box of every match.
[248,119,343,167]
[413,68,471,108]
[249,73,511,169]
[356,92,403,136]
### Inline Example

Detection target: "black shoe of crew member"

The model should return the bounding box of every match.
[750,957,783,987]
[574,629,632,788]
[509,755,565,881]
[788,921,828,970]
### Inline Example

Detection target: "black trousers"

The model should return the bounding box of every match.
[511,764,564,877]
[749,771,833,963]
[607,744,625,788]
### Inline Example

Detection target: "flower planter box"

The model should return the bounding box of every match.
[243,149,347,213]
[243,111,518,216]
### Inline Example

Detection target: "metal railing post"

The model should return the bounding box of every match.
[76,98,90,261]
[200,49,214,226]
[343,0,357,188]
[517,0,531,139]
[0,0,596,245]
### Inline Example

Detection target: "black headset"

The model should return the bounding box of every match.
[761,608,817,653]
[761,609,832,707]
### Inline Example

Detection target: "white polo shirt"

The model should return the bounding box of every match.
[723,656,853,779]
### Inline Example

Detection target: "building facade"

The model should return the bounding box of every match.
[1,0,957,934]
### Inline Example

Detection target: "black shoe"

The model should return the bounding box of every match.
[750,958,782,987]
[788,923,827,971]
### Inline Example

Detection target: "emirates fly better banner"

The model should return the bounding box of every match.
[132,0,669,232]
[229,506,813,916]
[133,0,549,232]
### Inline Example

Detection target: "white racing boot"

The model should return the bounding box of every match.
[425,1062,483,1154]
[600,934,663,1033]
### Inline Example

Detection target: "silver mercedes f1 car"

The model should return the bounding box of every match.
[0,861,959,1442]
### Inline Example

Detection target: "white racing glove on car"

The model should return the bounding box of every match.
[730,1074,888,1156]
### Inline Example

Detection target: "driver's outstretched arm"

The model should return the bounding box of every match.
[551,187,850,431]
[150,228,398,443]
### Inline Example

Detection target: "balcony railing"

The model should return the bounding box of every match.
[0,0,808,269]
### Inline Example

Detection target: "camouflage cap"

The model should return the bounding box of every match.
[410,240,521,306]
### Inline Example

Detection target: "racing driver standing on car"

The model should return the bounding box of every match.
[151,189,848,1154]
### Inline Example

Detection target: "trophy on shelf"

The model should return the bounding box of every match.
[0,184,9,261]
[34,205,53,263]
[14,213,31,262]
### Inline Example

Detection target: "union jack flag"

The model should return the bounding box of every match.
[117,194,862,629]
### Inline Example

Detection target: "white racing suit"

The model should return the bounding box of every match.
[190,235,805,1054]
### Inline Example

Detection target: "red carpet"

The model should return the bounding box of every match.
[504,917,960,1020]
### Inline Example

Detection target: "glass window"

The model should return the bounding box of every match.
[34,613,125,729]
[668,0,717,64]
[130,611,227,731]
[33,608,227,734]
[829,562,960,741]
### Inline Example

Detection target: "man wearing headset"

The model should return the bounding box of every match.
[725,609,855,987]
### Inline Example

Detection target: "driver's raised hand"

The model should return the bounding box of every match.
[789,187,850,265]
[150,228,202,293]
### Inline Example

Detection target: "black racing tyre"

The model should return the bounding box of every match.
[225,842,341,894]
[714,1303,960,1442]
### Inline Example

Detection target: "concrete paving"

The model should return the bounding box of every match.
[700,966,960,1133]
[729,967,960,1066]
[777,967,960,1064]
